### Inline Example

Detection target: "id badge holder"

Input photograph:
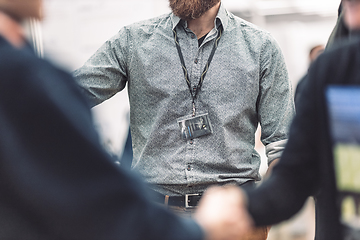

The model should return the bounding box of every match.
[177,113,213,140]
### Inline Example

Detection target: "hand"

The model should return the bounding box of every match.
[194,185,254,240]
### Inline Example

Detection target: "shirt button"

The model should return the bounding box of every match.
[191,34,196,39]
[187,164,192,171]
[194,59,198,64]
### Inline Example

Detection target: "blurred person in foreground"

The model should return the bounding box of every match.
[238,0,360,240]
[73,1,294,238]
[327,2,350,48]
[0,0,252,239]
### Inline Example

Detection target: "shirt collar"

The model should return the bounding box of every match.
[171,3,229,31]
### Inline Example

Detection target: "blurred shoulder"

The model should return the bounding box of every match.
[123,13,173,33]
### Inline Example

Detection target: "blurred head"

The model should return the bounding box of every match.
[169,0,221,20]
[342,0,360,30]
[0,0,42,22]
[309,45,325,63]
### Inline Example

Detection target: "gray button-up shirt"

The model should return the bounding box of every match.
[74,4,295,196]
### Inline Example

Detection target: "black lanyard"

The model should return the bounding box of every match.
[173,25,223,116]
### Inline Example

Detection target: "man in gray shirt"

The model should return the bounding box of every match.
[74,0,294,217]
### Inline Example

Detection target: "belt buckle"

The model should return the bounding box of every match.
[185,193,200,208]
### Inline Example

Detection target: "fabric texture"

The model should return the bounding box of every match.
[246,36,360,240]
[74,3,295,196]
[0,36,203,240]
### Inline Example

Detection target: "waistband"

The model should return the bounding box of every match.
[152,180,255,208]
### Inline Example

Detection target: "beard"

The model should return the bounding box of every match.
[169,0,220,20]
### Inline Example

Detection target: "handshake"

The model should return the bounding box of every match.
[193,185,268,240]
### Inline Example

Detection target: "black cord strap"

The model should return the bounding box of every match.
[173,25,223,116]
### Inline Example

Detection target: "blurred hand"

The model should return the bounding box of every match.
[194,185,254,240]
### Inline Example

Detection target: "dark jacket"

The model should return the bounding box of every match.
[246,37,360,240]
[0,36,203,240]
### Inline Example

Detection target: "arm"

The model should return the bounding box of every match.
[0,54,203,240]
[257,34,295,165]
[73,28,130,107]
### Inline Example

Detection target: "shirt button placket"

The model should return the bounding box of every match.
[192,50,201,83]
[186,138,195,184]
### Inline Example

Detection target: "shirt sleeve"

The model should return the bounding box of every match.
[257,34,295,164]
[265,139,287,164]
[73,27,130,107]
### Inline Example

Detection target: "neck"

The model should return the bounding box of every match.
[0,11,25,48]
[187,2,221,39]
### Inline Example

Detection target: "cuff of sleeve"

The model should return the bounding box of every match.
[265,139,287,164]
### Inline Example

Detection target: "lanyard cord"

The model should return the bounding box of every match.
[173,25,223,116]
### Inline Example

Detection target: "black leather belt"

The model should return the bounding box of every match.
[151,180,255,208]
[153,192,202,208]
